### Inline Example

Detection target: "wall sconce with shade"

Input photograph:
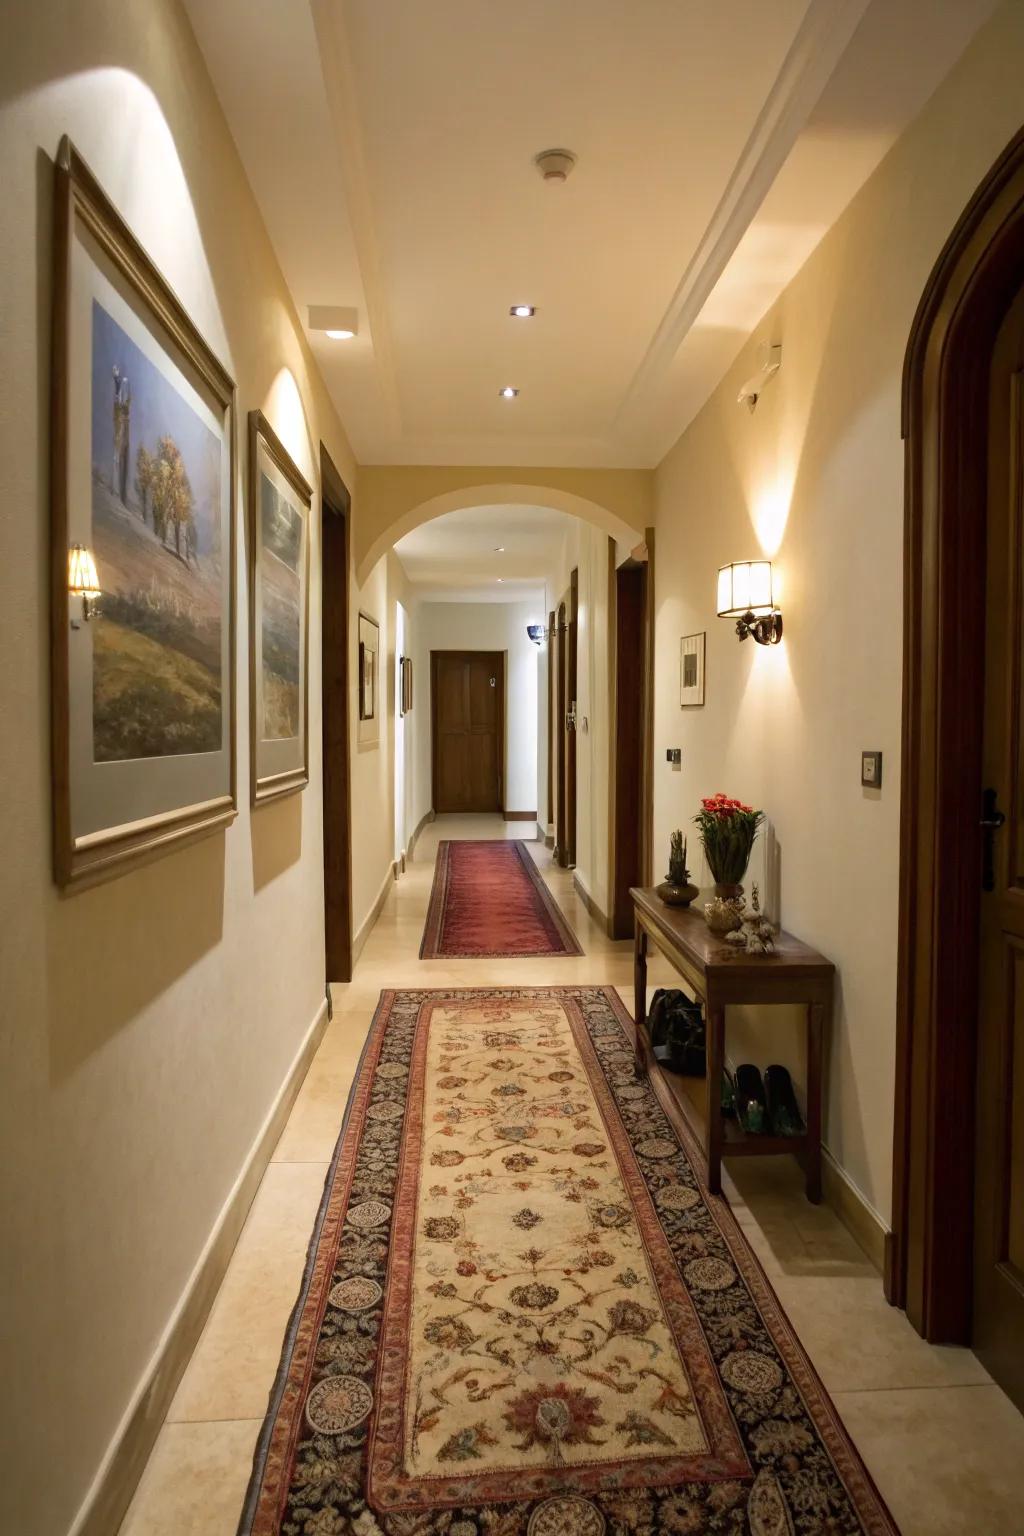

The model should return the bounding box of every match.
[68,543,101,623]
[717,560,782,645]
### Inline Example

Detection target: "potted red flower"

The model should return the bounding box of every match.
[694,794,765,898]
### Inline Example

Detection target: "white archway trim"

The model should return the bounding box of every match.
[356,482,642,586]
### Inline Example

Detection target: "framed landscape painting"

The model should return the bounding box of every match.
[51,138,237,888]
[248,411,311,804]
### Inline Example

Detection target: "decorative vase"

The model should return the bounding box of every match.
[704,894,743,935]
[657,830,699,908]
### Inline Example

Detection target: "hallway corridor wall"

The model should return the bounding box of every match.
[0,4,395,1533]
[416,601,543,819]
[651,0,1024,1231]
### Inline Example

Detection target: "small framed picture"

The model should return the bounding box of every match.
[358,612,379,725]
[680,632,706,707]
[400,655,413,716]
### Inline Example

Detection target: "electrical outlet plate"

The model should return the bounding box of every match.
[861,750,882,788]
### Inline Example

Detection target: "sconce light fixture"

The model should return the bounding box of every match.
[717,560,782,645]
[526,623,548,646]
[68,543,101,622]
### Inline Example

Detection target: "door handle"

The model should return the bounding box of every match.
[565,704,577,732]
[981,786,1006,892]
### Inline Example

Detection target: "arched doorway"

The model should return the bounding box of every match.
[892,129,1024,1406]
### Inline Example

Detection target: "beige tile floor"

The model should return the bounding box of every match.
[120,814,1024,1535]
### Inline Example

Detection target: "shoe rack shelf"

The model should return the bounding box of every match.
[630,887,834,1203]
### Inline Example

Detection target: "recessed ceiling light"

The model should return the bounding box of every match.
[499,386,519,398]
[308,304,358,340]
[510,305,535,318]
[497,577,504,583]
[494,546,505,553]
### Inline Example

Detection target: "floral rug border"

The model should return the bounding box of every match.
[237,987,900,1536]
[419,842,583,959]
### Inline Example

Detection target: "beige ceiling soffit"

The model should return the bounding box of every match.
[311,0,403,441]
[611,0,869,434]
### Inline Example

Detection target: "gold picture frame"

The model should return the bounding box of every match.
[51,138,237,889]
[400,655,413,716]
[248,410,312,805]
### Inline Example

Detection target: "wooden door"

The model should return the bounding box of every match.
[564,569,578,868]
[610,559,646,936]
[974,282,1024,1408]
[320,446,352,984]
[432,651,504,812]
[554,606,566,861]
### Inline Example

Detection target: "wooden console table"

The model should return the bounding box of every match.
[631,887,834,1202]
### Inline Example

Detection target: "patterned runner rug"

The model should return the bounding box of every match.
[419,841,583,958]
[239,987,898,1536]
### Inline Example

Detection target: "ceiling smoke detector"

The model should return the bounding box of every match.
[534,147,577,183]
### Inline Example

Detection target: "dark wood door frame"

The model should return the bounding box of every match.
[545,607,555,843]
[554,602,567,862]
[891,128,1024,1339]
[320,444,353,985]
[564,568,579,869]
[430,650,505,813]
[609,532,655,937]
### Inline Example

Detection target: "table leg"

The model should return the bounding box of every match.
[805,1001,824,1204]
[633,919,648,1077]
[706,1006,725,1196]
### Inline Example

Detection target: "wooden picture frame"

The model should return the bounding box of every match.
[680,631,705,707]
[400,655,413,716]
[248,410,312,805]
[358,612,379,727]
[51,137,237,889]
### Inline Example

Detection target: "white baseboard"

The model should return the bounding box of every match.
[820,1145,888,1272]
[69,994,330,1536]
[407,809,435,859]
[352,865,394,966]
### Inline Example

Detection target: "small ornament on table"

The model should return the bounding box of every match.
[725,884,777,954]
[657,831,699,908]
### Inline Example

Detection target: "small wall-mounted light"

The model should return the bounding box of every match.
[526,623,548,646]
[717,560,782,645]
[68,543,101,622]
[308,305,359,340]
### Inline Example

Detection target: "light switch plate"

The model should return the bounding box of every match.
[666,748,681,765]
[861,750,882,788]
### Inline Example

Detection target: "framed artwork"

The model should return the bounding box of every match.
[359,612,379,727]
[680,631,706,707]
[248,411,312,804]
[51,138,237,889]
[400,655,413,716]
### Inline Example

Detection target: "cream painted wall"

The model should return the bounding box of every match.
[0,5,393,1533]
[652,0,1024,1225]
[417,602,545,817]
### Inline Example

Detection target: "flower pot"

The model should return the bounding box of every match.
[713,881,744,901]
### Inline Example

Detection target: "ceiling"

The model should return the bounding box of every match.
[186,0,996,468]
[393,504,571,604]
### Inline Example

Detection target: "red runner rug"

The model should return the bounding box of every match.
[419,839,583,958]
[238,987,899,1536]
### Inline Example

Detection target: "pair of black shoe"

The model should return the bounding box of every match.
[730,1064,804,1137]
